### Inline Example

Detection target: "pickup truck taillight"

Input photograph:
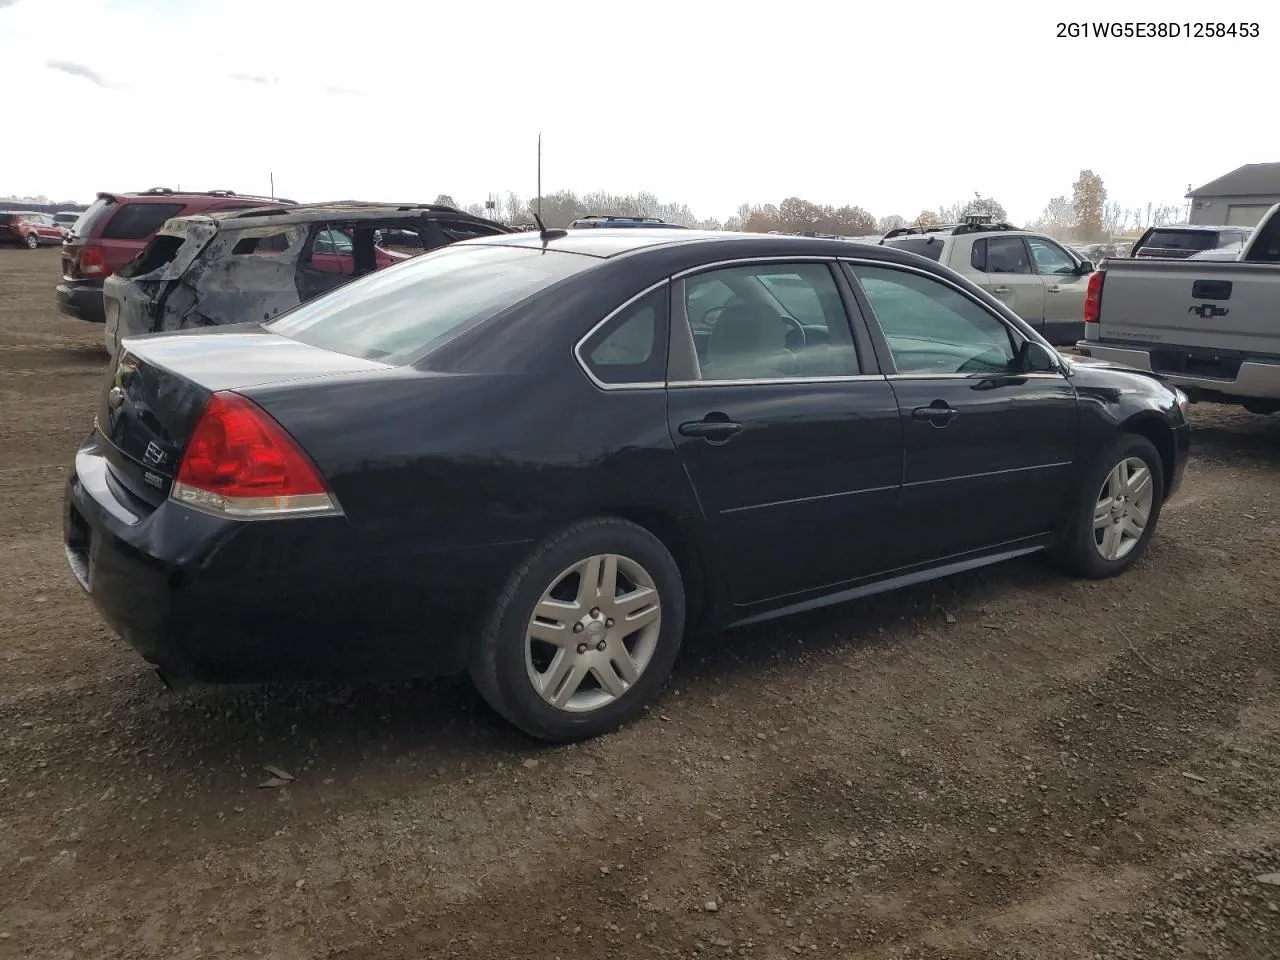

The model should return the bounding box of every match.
[1083,271,1104,323]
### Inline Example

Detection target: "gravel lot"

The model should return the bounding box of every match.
[1,247,1277,960]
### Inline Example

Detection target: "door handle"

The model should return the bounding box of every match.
[1046,284,1062,293]
[679,418,743,442]
[911,401,958,427]
[992,285,1011,294]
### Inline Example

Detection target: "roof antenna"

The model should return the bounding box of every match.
[532,133,566,241]
[532,211,567,241]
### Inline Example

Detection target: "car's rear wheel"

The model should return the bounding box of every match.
[470,517,685,742]
[25,233,39,250]
[1052,433,1164,579]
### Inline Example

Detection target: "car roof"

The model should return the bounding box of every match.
[196,202,507,231]
[1144,223,1232,232]
[463,227,927,263]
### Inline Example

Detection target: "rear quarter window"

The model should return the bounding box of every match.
[266,244,597,364]
[881,237,945,261]
[0,214,14,225]
[100,202,187,240]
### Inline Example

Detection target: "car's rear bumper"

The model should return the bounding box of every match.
[1076,340,1280,403]
[56,278,106,323]
[64,433,518,684]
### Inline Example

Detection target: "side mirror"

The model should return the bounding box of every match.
[1075,259,1095,274]
[1018,340,1060,373]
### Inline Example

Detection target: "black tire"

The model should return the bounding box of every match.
[470,517,686,743]
[25,233,39,250]
[1051,433,1165,579]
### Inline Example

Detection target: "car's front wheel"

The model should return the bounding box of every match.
[1053,433,1165,579]
[25,233,39,250]
[470,517,686,742]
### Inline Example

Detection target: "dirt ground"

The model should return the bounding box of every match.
[0,247,1277,960]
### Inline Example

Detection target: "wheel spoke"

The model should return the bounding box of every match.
[1126,466,1152,501]
[614,585,657,617]
[544,654,588,707]
[599,555,619,602]
[535,597,579,622]
[575,556,603,605]
[1093,498,1114,529]
[528,618,572,646]
[1107,464,1125,499]
[1130,498,1151,525]
[593,655,634,698]
[1101,522,1123,559]
[1121,517,1144,541]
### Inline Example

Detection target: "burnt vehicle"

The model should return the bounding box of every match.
[101,203,511,355]
[66,228,1189,743]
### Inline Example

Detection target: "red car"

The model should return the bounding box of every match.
[0,211,65,249]
[57,187,293,323]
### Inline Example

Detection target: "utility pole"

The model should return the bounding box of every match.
[270,172,275,199]
[536,133,542,220]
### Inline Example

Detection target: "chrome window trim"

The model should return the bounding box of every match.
[673,254,839,280]
[669,374,886,388]
[572,278,672,392]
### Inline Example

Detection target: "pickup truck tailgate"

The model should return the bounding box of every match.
[1090,259,1280,353]
[1092,259,1280,355]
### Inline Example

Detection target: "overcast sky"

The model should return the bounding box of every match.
[2,0,1274,223]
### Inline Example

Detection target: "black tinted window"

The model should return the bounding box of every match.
[268,244,596,364]
[1142,230,1216,251]
[881,237,944,261]
[0,214,14,225]
[100,202,186,240]
[981,237,1031,274]
[71,197,117,237]
[581,287,669,385]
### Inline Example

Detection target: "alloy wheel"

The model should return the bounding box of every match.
[1093,456,1154,561]
[524,553,662,712]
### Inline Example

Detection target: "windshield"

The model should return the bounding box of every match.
[881,236,945,261]
[266,243,596,363]
[1142,230,1217,251]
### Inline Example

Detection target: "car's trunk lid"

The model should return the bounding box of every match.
[97,328,391,508]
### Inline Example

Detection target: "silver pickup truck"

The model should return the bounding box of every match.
[1077,201,1280,414]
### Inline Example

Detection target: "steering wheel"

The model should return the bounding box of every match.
[701,304,733,325]
[778,314,807,349]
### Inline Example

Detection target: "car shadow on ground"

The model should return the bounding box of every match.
[42,555,1062,802]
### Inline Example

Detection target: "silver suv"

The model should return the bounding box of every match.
[879,218,1094,345]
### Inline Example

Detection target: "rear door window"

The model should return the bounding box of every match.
[100,202,187,240]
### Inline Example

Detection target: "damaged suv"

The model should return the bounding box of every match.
[102,203,511,355]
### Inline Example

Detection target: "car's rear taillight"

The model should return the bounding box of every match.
[1083,271,1104,324]
[172,392,340,519]
[78,243,106,275]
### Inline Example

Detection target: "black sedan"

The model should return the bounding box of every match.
[64,229,1190,742]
